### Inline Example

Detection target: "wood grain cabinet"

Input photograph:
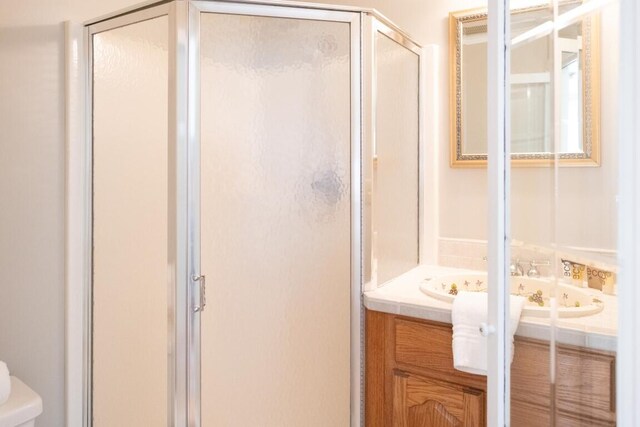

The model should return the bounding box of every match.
[392,370,484,426]
[365,310,616,427]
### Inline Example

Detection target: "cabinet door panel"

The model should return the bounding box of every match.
[512,338,551,407]
[392,371,484,427]
[511,399,551,426]
[394,319,454,374]
[461,390,484,426]
[556,411,616,427]
[392,373,408,427]
[556,348,615,422]
[394,318,483,386]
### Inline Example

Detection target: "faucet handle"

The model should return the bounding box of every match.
[510,259,524,276]
[527,259,549,278]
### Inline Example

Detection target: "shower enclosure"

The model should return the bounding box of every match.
[86,1,421,426]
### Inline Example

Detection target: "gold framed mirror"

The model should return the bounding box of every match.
[450,1,600,167]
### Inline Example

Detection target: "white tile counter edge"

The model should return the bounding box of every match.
[363,265,618,352]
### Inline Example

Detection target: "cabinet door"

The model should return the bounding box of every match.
[511,399,551,426]
[392,371,485,427]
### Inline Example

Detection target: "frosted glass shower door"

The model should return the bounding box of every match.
[196,6,357,426]
[91,13,169,427]
[371,23,420,286]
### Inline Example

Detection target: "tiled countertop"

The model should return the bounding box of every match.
[363,264,618,352]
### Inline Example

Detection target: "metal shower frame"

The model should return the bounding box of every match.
[81,1,423,426]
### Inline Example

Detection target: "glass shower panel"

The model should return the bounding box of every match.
[92,16,168,427]
[373,30,420,285]
[553,2,619,425]
[508,1,619,425]
[199,12,351,426]
[507,4,557,425]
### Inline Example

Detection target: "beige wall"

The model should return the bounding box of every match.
[451,3,619,252]
[327,0,618,252]
[0,20,65,427]
[0,2,162,426]
[0,4,425,426]
[0,0,619,426]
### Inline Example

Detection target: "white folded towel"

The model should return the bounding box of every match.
[451,291,526,376]
[0,361,10,405]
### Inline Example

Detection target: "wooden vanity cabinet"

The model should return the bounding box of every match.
[365,310,616,427]
[391,370,484,426]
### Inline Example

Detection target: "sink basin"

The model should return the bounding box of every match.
[419,274,604,318]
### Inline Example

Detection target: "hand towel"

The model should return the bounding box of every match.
[451,291,526,376]
[0,361,10,406]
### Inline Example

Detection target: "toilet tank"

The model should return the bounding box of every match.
[0,377,42,427]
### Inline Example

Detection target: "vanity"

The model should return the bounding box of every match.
[360,0,619,424]
[364,266,617,426]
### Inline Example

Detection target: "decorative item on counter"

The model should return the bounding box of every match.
[528,290,545,307]
[587,267,616,294]
[561,259,586,287]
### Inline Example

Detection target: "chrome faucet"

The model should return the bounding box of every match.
[510,259,524,276]
[527,259,550,278]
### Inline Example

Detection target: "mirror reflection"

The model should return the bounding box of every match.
[451,2,600,166]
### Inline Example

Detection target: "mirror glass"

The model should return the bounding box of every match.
[451,2,600,166]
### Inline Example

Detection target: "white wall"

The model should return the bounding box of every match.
[435,1,618,253]
[0,20,65,427]
[0,2,439,425]
[0,4,429,427]
[0,0,619,426]
[316,0,618,252]
[0,2,161,426]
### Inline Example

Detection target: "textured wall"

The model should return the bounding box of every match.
[0,2,158,426]
[0,1,620,426]
[0,21,65,427]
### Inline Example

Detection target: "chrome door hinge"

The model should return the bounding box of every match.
[192,274,206,313]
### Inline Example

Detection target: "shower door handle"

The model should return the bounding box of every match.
[192,275,206,313]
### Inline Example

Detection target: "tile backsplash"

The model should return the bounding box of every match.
[438,238,616,287]
[437,238,488,272]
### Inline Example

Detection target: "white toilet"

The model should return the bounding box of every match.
[0,377,42,427]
